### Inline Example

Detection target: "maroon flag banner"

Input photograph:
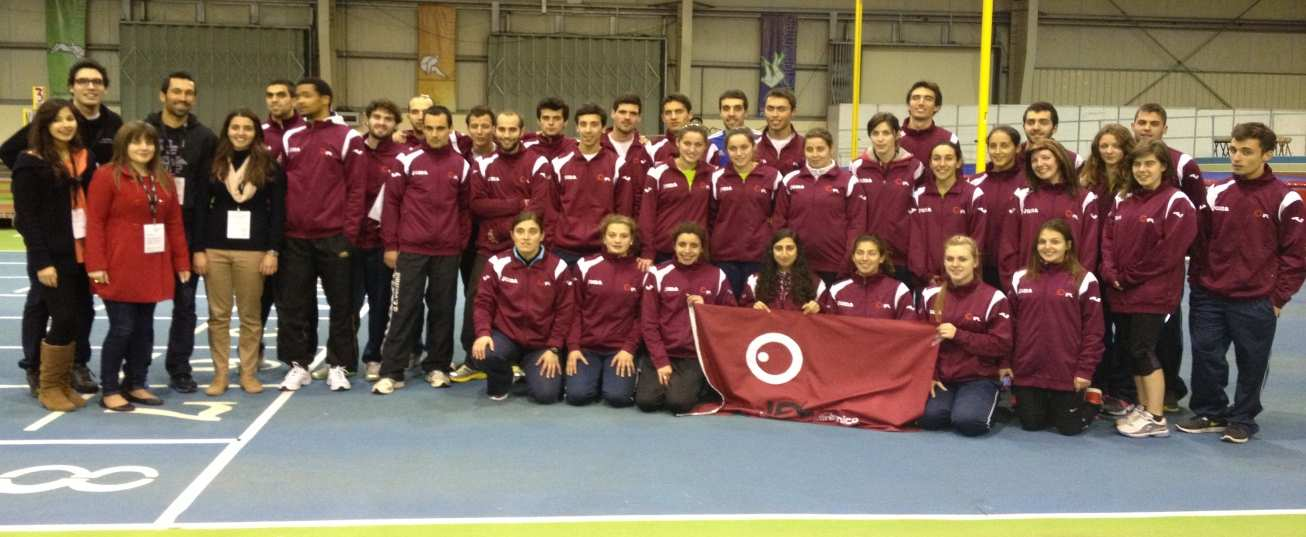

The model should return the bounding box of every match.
[690,304,940,431]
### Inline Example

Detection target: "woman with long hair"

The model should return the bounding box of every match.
[850,112,923,285]
[773,128,864,284]
[637,125,716,266]
[969,126,1024,287]
[564,214,644,407]
[1004,219,1104,436]
[919,235,1013,436]
[470,212,575,403]
[710,127,783,297]
[636,222,736,413]
[739,229,823,314]
[909,141,986,288]
[820,234,914,320]
[191,109,284,395]
[85,121,191,411]
[11,99,97,411]
[1102,140,1197,438]
[998,139,1100,286]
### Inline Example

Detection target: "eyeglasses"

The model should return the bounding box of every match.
[74,78,106,87]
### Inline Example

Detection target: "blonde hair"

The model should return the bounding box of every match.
[930,235,981,322]
[598,213,639,255]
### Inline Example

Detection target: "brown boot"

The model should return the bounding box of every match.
[38,341,77,412]
[239,354,263,394]
[206,357,230,396]
[58,344,86,408]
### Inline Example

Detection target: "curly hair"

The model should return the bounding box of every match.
[755,229,818,307]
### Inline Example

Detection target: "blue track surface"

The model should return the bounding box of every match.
[1,250,1304,529]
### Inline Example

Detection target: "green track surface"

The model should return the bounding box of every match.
[0,231,25,252]
[8,516,1306,537]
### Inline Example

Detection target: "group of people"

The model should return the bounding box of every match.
[6,60,1300,445]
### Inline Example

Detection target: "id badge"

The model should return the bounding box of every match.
[226,210,251,240]
[71,208,87,239]
[143,223,166,254]
[368,184,385,222]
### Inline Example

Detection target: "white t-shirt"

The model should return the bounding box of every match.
[608,133,634,160]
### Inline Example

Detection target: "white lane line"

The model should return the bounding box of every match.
[22,395,94,431]
[153,390,294,527]
[11,286,29,293]
[0,275,32,278]
[0,438,235,446]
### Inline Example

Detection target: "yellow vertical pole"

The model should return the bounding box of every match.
[975,0,994,173]
[850,0,863,161]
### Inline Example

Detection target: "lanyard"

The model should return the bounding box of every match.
[141,175,159,222]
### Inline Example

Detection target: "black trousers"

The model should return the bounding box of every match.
[276,235,356,369]
[1157,303,1188,399]
[379,252,461,380]
[458,253,487,358]
[22,260,93,369]
[1113,312,1166,376]
[1012,386,1095,436]
[635,355,707,414]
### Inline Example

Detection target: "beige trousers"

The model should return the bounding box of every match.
[203,249,267,368]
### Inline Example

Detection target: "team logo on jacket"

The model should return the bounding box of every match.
[837,300,855,308]
[502,276,519,284]
[720,186,734,192]
[598,175,611,183]
[1056,288,1073,299]
[1064,209,1076,219]
[952,206,966,215]
[1138,215,1155,224]
[564,174,578,181]
[488,176,501,182]
[587,279,604,286]
[662,182,679,190]
[413,170,429,176]
[665,286,680,293]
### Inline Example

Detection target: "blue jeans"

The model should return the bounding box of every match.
[1188,285,1277,434]
[478,330,563,403]
[101,301,157,394]
[352,248,392,363]
[920,379,1000,436]
[564,349,637,407]
[162,273,198,376]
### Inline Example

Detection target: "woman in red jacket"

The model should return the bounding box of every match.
[1003,219,1104,435]
[85,121,191,411]
[969,126,1024,287]
[739,229,823,313]
[999,140,1100,286]
[636,222,736,413]
[773,128,863,284]
[564,214,644,407]
[638,125,716,267]
[710,127,783,297]
[919,235,1013,436]
[470,211,575,403]
[909,141,986,288]
[1101,140,1197,439]
[850,113,922,286]
[820,234,914,320]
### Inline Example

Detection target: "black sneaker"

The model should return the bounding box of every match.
[1163,391,1181,414]
[25,369,38,398]
[1221,423,1252,444]
[169,373,199,393]
[1175,415,1227,434]
[71,364,100,394]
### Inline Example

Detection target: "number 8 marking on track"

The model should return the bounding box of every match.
[0,465,158,494]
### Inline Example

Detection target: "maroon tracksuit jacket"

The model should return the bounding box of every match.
[773,166,865,274]
[642,261,736,367]
[899,122,958,184]
[470,147,555,256]
[909,178,988,284]
[850,148,925,257]
[602,129,654,218]
[1009,266,1104,391]
[1100,185,1197,314]
[352,137,406,250]
[638,160,717,259]
[1167,145,1206,208]
[281,116,366,241]
[474,249,575,349]
[819,273,916,320]
[382,143,473,256]
[738,272,826,311]
[969,165,1025,268]
[1190,166,1306,307]
[548,147,633,254]
[567,252,644,354]
[523,132,579,162]
[709,164,783,263]
[755,130,806,175]
[262,113,304,161]
[999,183,1100,286]
[920,280,1013,383]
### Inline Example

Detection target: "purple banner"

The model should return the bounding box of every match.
[758,14,797,114]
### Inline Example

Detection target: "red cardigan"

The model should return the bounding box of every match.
[84,165,190,303]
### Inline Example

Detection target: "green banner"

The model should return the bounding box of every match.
[46,0,88,97]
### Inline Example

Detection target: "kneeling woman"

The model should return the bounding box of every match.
[471,212,575,403]
[739,229,823,314]
[565,214,644,407]
[820,234,915,319]
[919,235,1013,436]
[637,222,736,413]
[1005,219,1104,435]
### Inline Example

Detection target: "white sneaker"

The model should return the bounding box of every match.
[371,377,404,395]
[489,392,509,401]
[365,362,382,382]
[279,364,312,391]
[327,366,352,391]
[1120,414,1170,438]
[1114,405,1145,427]
[426,370,451,388]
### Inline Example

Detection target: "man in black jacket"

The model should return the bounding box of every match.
[144,71,217,394]
[1,59,121,396]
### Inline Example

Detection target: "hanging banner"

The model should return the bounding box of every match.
[417,4,457,109]
[758,14,797,115]
[46,0,88,97]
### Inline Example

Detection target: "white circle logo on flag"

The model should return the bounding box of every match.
[744,332,803,385]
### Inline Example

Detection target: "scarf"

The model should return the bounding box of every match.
[226,151,256,203]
